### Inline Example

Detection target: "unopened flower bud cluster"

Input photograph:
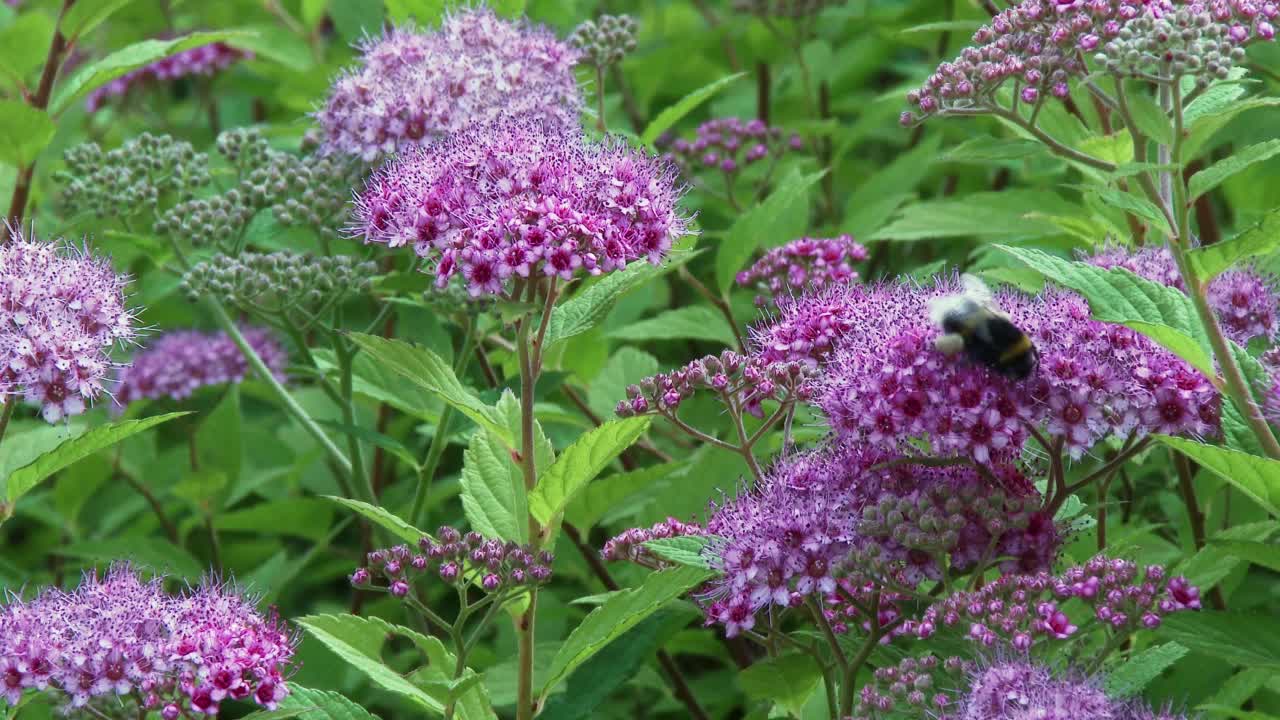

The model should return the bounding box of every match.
[908,555,1201,649]
[820,578,912,641]
[662,117,803,178]
[601,517,706,569]
[57,133,209,222]
[351,528,553,597]
[855,653,970,716]
[1095,4,1266,82]
[570,14,639,68]
[736,234,868,307]
[181,251,375,314]
[615,350,816,419]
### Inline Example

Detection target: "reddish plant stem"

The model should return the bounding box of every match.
[1172,451,1227,611]
[5,0,76,242]
[690,0,741,71]
[757,62,771,123]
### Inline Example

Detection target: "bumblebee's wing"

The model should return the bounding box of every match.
[928,294,967,326]
[960,273,994,303]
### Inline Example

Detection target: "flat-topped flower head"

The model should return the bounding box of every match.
[114,326,286,409]
[317,8,582,160]
[88,42,249,112]
[736,234,868,307]
[0,564,296,715]
[353,117,689,297]
[0,231,136,422]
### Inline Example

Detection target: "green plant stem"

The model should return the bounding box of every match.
[410,325,477,528]
[595,66,608,133]
[515,305,540,720]
[678,266,745,352]
[0,396,14,450]
[1172,451,1228,610]
[810,599,849,677]
[334,336,375,504]
[988,106,1118,172]
[838,594,883,717]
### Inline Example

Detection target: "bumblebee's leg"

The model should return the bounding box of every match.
[933,333,965,355]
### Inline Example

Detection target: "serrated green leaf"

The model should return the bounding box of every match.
[0,13,55,87]
[0,100,53,167]
[606,306,738,347]
[1177,521,1278,591]
[215,498,335,541]
[1088,187,1172,234]
[296,614,443,713]
[461,425,529,544]
[998,246,1215,378]
[2,413,188,521]
[941,136,1043,163]
[1159,611,1280,669]
[716,169,825,291]
[587,347,659,419]
[1104,643,1188,698]
[52,31,253,114]
[1125,90,1174,145]
[1189,139,1280,200]
[540,566,712,699]
[348,333,510,446]
[1209,540,1280,573]
[61,0,137,39]
[57,538,203,579]
[1187,208,1280,280]
[265,685,382,720]
[325,496,431,545]
[642,535,717,569]
[543,247,699,348]
[739,653,824,717]
[640,73,745,147]
[564,462,687,530]
[1155,436,1280,516]
[1198,669,1271,717]
[529,417,651,525]
[871,190,1068,241]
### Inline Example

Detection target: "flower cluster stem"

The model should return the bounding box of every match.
[515,302,541,720]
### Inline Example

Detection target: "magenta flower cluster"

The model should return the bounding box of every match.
[1087,244,1278,345]
[946,660,1188,720]
[735,234,868,307]
[317,9,581,160]
[908,555,1200,649]
[87,43,249,112]
[0,565,295,717]
[114,327,286,409]
[601,517,707,569]
[757,276,1219,463]
[903,0,1279,124]
[0,232,135,423]
[351,527,553,597]
[699,443,1057,636]
[615,350,815,419]
[354,117,688,297]
[662,117,803,178]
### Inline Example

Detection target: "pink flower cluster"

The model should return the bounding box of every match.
[1087,245,1278,345]
[351,527,553,597]
[903,0,1279,124]
[353,117,688,297]
[699,443,1058,636]
[661,117,802,178]
[909,555,1200,649]
[735,234,868,307]
[1,232,135,423]
[615,350,815,419]
[317,9,581,160]
[756,276,1220,463]
[601,517,707,569]
[115,327,286,409]
[87,43,249,112]
[0,565,296,717]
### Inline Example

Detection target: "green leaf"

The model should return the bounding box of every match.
[1187,208,1280,280]
[324,496,430,545]
[998,246,1215,378]
[528,417,652,525]
[461,424,529,544]
[1159,611,1280,669]
[51,31,253,114]
[0,100,53,167]
[329,0,384,43]
[1177,521,1278,591]
[640,73,746,147]
[716,169,826,291]
[1104,643,1188,698]
[61,0,137,39]
[1125,91,1174,145]
[2,413,188,521]
[296,614,444,713]
[540,566,712,698]
[57,538,203,579]
[0,13,55,87]
[1155,436,1280,516]
[215,498,335,542]
[606,306,738,347]
[564,462,687,530]
[587,347,658,419]
[348,333,511,446]
[543,247,699,348]
[387,0,524,21]
[941,136,1044,164]
[642,535,717,570]
[871,190,1068,241]
[1198,669,1272,717]
[1188,139,1280,200]
[1183,89,1279,157]
[739,653,824,718]
[1087,187,1171,234]
[1209,540,1280,573]
[266,685,382,720]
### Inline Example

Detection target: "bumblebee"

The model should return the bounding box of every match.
[928,274,1038,379]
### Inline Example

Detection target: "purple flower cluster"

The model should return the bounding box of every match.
[909,555,1200,649]
[351,527,553,597]
[317,9,581,160]
[615,350,815,420]
[354,117,688,297]
[699,443,1058,636]
[601,517,707,569]
[0,232,135,423]
[1087,245,1278,345]
[662,117,802,179]
[114,327,286,409]
[757,276,1220,463]
[0,564,296,717]
[856,653,969,716]
[87,43,248,112]
[735,234,868,307]
[903,0,1279,124]
[950,660,1188,720]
